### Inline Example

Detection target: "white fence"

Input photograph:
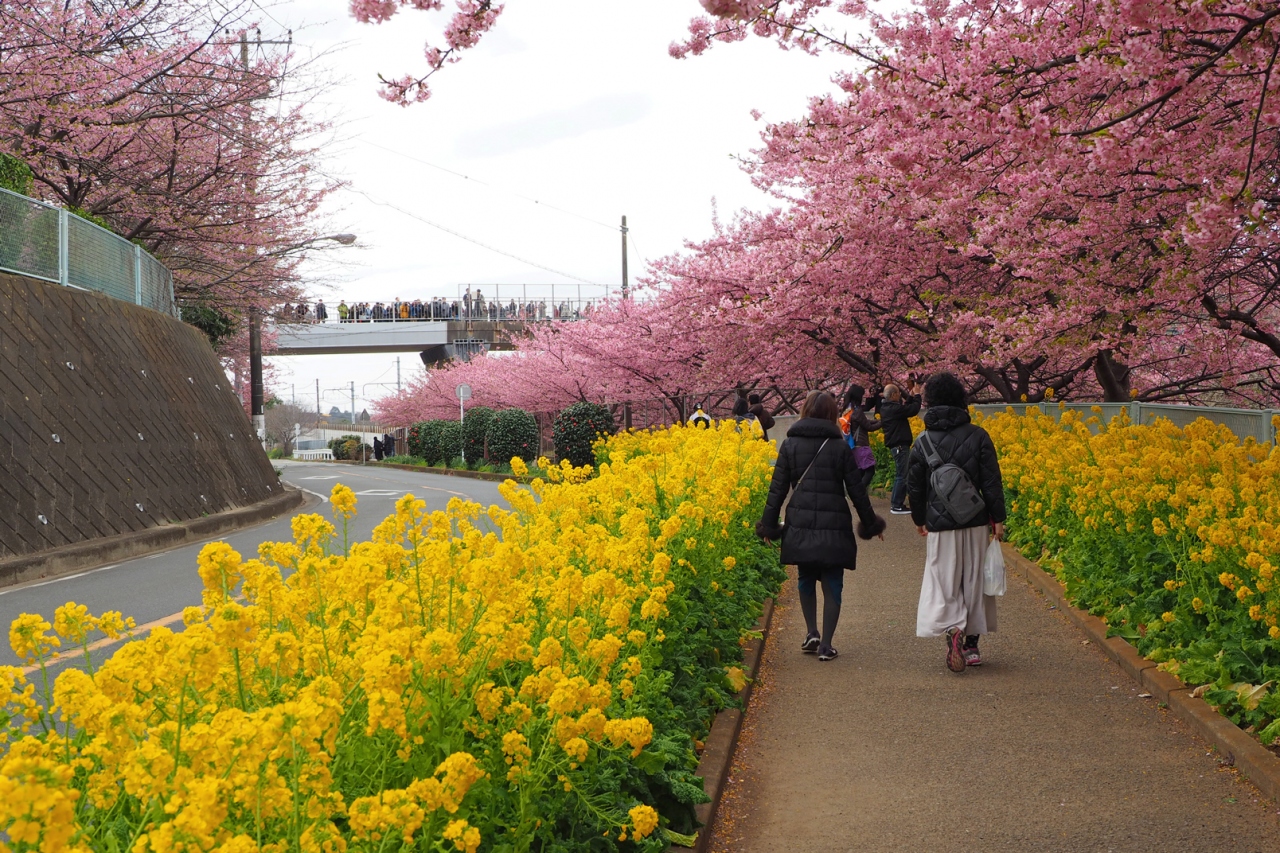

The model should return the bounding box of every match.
[0,186,177,317]
[971,402,1280,444]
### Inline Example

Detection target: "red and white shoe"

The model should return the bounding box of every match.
[963,647,982,667]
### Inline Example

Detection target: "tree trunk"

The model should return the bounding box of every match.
[1094,349,1132,402]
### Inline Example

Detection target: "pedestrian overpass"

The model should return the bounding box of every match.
[273,319,521,363]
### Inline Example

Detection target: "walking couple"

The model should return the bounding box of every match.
[755,372,1006,672]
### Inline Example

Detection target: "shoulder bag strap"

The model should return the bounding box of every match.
[793,439,831,493]
[917,431,945,469]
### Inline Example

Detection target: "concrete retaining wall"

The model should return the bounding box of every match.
[0,272,280,561]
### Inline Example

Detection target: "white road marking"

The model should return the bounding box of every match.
[298,476,341,481]
[356,489,403,496]
[0,564,121,596]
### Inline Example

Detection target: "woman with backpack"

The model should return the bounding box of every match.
[839,384,881,492]
[757,391,887,662]
[906,372,1007,672]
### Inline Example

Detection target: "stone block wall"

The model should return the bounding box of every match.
[0,272,279,560]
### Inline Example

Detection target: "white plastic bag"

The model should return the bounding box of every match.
[983,538,1007,597]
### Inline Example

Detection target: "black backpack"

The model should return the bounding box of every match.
[917,431,986,524]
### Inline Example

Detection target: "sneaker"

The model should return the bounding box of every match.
[945,628,966,673]
[801,632,821,653]
[890,507,912,515]
[963,648,982,667]
[817,645,839,661]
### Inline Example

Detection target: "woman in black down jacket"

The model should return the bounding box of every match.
[757,391,887,661]
[906,372,1007,673]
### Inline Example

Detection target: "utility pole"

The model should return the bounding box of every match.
[316,378,320,421]
[620,215,629,300]
[350,381,356,426]
[241,29,291,449]
[396,356,401,392]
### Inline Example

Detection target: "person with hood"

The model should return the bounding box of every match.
[757,390,887,662]
[906,371,1007,672]
[747,393,775,440]
[688,403,713,428]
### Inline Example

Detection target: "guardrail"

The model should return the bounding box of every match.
[971,402,1280,445]
[0,186,177,317]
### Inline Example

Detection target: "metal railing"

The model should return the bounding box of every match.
[0,186,177,317]
[971,402,1280,445]
[280,297,600,325]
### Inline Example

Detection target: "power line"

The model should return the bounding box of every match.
[350,188,602,285]
[358,139,619,233]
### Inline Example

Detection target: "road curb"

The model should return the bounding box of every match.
[0,488,308,590]
[1002,543,1280,803]
[304,459,533,485]
[668,596,775,853]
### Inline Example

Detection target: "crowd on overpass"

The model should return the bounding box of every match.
[279,292,593,325]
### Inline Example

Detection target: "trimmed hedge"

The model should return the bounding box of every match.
[407,420,464,465]
[485,408,539,465]
[462,406,496,462]
[553,402,616,468]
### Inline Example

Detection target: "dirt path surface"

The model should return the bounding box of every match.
[708,499,1280,853]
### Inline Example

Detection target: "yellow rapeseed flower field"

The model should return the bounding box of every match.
[0,422,783,853]
[981,406,1280,739]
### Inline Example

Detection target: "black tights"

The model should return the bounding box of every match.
[797,564,843,648]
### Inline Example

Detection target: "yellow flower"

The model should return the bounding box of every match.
[330,483,357,520]
[1160,611,1175,623]
[629,804,660,839]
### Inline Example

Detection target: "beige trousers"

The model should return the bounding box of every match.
[916,525,997,638]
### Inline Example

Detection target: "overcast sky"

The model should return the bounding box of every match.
[263,0,852,417]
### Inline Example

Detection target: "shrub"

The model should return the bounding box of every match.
[430,421,464,466]
[553,402,616,468]
[328,435,371,461]
[406,421,462,465]
[406,421,435,460]
[486,408,539,465]
[461,406,495,461]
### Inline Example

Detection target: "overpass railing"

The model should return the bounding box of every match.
[971,401,1280,445]
[279,297,600,324]
[0,186,178,317]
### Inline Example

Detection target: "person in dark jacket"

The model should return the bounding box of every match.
[757,390,887,661]
[878,381,922,514]
[906,372,1007,672]
[747,393,775,440]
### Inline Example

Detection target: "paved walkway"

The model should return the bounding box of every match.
[709,498,1280,852]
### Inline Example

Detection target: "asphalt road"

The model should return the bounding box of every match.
[0,461,508,668]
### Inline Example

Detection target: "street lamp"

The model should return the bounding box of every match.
[251,233,358,446]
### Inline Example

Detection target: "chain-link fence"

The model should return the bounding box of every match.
[0,186,177,317]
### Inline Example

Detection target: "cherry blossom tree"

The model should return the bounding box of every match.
[362,0,1280,408]
[0,0,339,322]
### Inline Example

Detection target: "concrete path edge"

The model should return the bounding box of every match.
[1002,542,1280,802]
[666,596,776,853]
[0,488,308,590]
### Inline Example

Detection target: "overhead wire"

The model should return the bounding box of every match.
[349,187,604,285]
[358,139,620,233]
